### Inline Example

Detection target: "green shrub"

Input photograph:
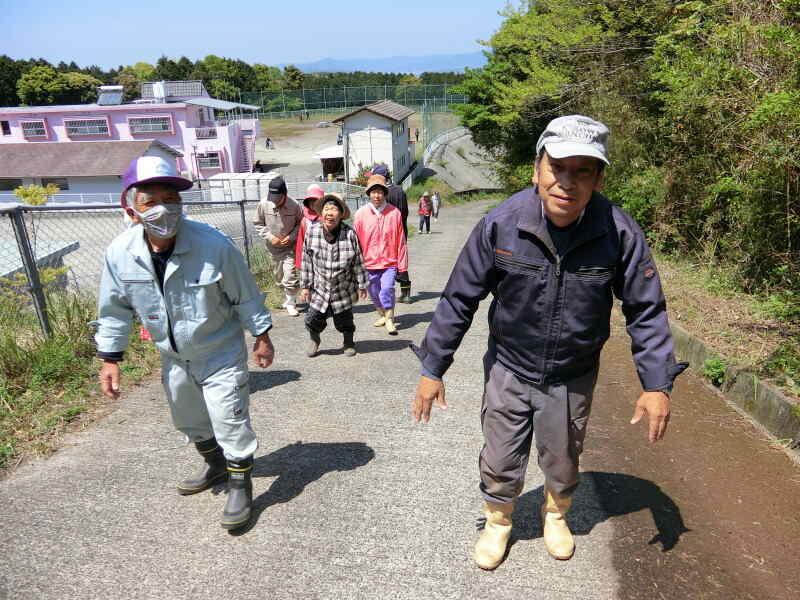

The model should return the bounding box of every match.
[761,340,800,395]
[703,357,727,387]
[754,291,800,322]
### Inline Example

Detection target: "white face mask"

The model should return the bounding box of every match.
[134,204,183,239]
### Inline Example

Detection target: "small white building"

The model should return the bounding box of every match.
[333,100,415,183]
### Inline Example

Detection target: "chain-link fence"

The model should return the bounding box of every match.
[1,182,367,336]
[0,181,367,207]
[237,84,467,119]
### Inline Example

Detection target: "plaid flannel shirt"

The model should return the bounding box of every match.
[301,222,367,314]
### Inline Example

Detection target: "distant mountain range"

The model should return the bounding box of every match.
[287,52,486,74]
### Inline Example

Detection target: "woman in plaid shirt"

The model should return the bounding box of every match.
[299,193,368,357]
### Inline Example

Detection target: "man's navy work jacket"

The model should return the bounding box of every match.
[418,187,687,391]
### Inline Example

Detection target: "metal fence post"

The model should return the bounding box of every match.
[239,201,251,268]
[9,208,52,337]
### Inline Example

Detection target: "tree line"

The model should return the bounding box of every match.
[455,0,800,311]
[0,54,465,107]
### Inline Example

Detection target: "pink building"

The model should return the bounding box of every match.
[0,81,259,194]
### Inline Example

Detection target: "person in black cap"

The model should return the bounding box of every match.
[371,164,412,303]
[253,175,303,316]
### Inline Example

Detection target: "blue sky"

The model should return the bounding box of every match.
[0,0,508,69]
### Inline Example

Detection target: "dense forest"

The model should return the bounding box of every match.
[0,54,464,107]
[455,0,800,313]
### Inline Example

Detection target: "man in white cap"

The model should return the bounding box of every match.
[253,175,303,316]
[410,115,687,568]
[95,156,275,530]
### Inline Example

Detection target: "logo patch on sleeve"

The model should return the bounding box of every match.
[644,267,656,279]
[495,248,513,257]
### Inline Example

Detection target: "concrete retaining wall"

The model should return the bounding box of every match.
[670,322,800,448]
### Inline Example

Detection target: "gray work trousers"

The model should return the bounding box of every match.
[161,350,258,461]
[479,352,598,504]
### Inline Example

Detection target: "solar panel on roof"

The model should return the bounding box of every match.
[97,85,124,105]
[98,90,123,105]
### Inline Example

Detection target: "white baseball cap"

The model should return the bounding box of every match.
[536,115,610,165]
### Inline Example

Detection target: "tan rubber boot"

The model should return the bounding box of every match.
[384,308,398,335]
[373,308,386,327]
[541,487,575,560]
[474,501,514,570]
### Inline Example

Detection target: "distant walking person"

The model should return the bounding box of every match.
[415,128,420,143]
[253,175,303,316]
[431,191,441,221]
[299,193,368,357]
[418,191,432,234]
[371,164,412,303]
[353,174,408,335]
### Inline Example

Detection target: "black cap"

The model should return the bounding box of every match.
[268,176,287,200]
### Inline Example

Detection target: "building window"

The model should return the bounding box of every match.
[129,115,172,134]
[41,177,69,190]
[0,178,23,191]
[1,121,10,136]
[21,120,47,138]
[197,152,221,169]
[64,118,110,137]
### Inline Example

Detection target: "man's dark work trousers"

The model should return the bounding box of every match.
[479,351,598,504]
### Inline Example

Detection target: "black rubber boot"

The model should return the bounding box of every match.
[306,330,321,357]
[343,331,356,357]
[221,456,253,530]
[177,437,228,495]
[398,284,412,304]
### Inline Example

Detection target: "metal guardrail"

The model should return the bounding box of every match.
[422,126,470,166]
[1,184,367,336]
[398,126,471,191]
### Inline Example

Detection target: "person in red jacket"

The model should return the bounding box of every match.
[418,191,433,234]
[295,184,324,270]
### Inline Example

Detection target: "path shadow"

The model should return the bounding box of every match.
[502,471,688,552]
[229,441,375,536]
[249,369,301,393]
[352,303,378,314]
[409,291,442,302]
[351,338,412,354]
[394,311,434,330]
[258,161,291,169]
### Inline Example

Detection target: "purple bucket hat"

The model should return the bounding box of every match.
[120,156,192,206]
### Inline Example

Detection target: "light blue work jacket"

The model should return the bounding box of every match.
[94,218,272,380]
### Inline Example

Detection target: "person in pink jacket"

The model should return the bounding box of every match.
[295,184,324,270]
[352,174,409,335]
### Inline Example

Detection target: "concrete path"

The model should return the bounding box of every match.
[1,201,799,599]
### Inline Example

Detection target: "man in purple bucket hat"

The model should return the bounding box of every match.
[93,155,275,531]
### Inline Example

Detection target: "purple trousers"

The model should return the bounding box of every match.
[367,267,397,309]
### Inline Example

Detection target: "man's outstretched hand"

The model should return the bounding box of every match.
[630,391,671,443]
[412,376,448,423]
